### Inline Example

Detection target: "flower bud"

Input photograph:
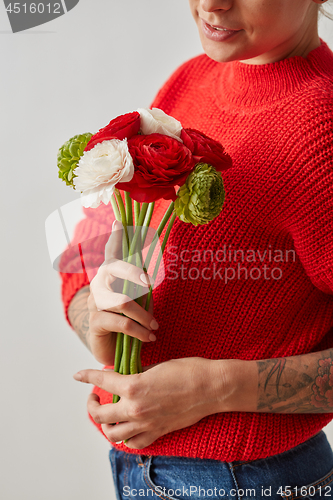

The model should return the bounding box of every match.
[174,162,226,226]
[57,133,93,188]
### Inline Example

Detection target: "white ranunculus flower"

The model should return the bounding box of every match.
[137,107,183,142]
[73,139,134,208]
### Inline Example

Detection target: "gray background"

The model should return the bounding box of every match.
[1,1,333,499]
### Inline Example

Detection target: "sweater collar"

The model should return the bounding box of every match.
[215,38,333,107]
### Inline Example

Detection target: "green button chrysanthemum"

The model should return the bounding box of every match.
[174,162,226,226]
[57,133,93,188]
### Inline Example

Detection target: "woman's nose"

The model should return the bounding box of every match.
[200,0,233,12]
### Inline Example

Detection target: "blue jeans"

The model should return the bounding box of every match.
[109,431,333,500]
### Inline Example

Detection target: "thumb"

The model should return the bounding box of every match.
[105,220,123,261]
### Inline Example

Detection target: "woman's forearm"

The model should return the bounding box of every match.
[67,286,333,415]
[220,347,333,414]
[67,285,92,351]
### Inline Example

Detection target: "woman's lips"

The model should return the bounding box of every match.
[201,19,242,42]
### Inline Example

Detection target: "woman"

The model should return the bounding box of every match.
[63,0,333,497]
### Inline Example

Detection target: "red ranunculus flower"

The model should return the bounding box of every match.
[116,133,195,202]
[181,128,232,172]
[85,112,141,152]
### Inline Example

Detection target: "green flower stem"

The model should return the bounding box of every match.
[128,202,154,377]
[130,208,177,383]
[125,191,133,227]
[112,394,120,405]
[113,352,124,403]
[112,190,129,388]
[145,211,177,313]
[124,242,144,442]
[130,335,140,374]
[156,202,175,237]
[141,202,155,246]
[113,199,175,399]
[110,194,121,222]
[130,247,143,375]
[122,203,149,296]
[112,341,122,398]
[114,332,123,373]
[122,228,129,267]
[128,218,144,376]
[115,189,129,249]
[137,342,143,373]
[125,191,133,242]
[154,212,177,280]
[118,202,148,382]
[122,335,131,375]
[134,200,141,226]
[143,201,174,277]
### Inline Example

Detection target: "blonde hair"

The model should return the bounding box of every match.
[318,0,333,20]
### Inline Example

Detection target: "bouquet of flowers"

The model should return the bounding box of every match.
[57,108,232,403]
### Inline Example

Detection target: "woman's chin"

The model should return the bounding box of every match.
[200,43,245,63]
[198,33,251,63]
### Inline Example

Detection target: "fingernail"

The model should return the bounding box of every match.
[150,319,159,330]
[112,220,118,230]
[73,372,82,381]
[140,273,153,285]
[116,441,123,444]
[149,333,157,342]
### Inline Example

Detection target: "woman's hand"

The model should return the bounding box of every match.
[73,357,242,449]
[87,220,159,365]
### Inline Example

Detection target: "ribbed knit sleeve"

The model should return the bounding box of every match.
[284,116,333,295]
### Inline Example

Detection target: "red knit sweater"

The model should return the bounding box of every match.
[60,39,333,461]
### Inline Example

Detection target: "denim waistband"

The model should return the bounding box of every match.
[110,431,333,500]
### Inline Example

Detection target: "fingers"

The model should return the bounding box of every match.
[74,368,127,396]
[101,422,143,444]
[104,221,155,289]
[89,263,158,339]
[87,394,151,446]
[104,259,154,289]
[91,260,151,296]
[81,376,162,449]
[87,393,124,426]
[91,287,143,312]
[90,256,154,312]
[124,431,160,450]
[90,309,158,343]
[105,220,123,261]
